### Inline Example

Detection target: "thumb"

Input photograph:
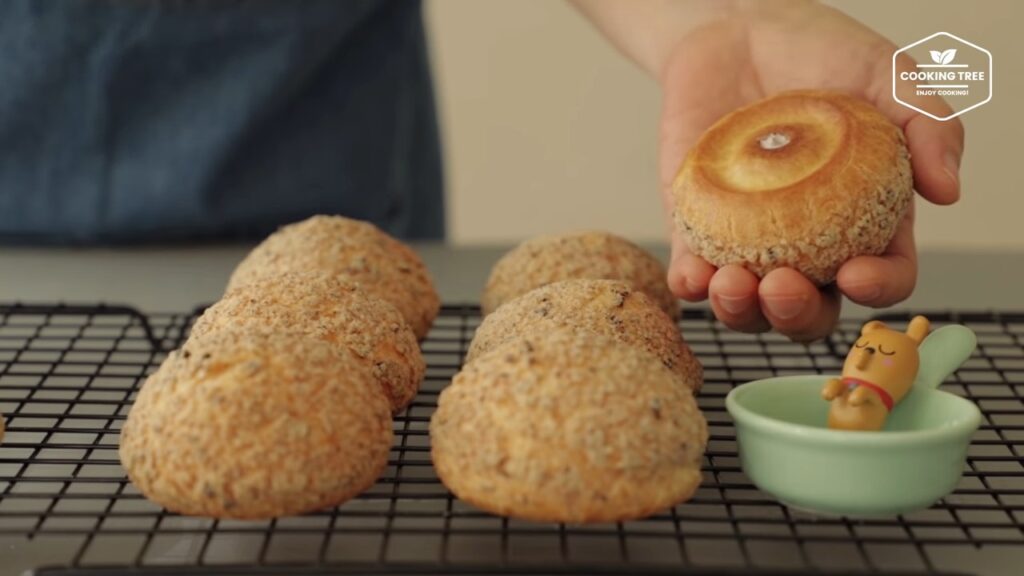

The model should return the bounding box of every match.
[904,113,964,205]
[871,51,965,205]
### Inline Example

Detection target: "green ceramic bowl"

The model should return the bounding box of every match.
[725,325,982,517]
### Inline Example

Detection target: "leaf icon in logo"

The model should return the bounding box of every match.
[930,49,957,65]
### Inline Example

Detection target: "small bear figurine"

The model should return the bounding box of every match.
[822,316,930,431]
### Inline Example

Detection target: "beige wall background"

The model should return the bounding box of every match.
[426,0,1022,249]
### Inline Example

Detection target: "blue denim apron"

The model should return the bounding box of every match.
[0,0,443,244]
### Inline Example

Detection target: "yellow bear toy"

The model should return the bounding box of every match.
[822,316,930,431]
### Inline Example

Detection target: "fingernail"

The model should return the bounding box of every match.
[943,150,961,199]
[685,278,703,295]
[716,294,753,315]
[764,296,807,320]
[847,283,882,303]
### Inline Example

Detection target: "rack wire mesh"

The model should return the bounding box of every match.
[1,303,1022,575]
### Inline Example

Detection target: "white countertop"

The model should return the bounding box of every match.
[0,245,1021,315]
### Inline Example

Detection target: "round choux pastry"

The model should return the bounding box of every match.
[673,90,912,285]
[227,215,439,339]
[119,330,393,519]
[467,279,701,391]
[190,273,424,412]
[481,231,678,318]
[431,329,707,523]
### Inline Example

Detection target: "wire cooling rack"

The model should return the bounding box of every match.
[1,304,1023,576]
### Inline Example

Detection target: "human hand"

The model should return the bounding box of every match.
[658,0,964,341]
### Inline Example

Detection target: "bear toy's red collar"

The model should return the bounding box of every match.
[843,377,894,411]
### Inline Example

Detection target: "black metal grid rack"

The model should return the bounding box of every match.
[1,304,1023,576]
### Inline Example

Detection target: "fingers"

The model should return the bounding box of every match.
[670,246,843,341]
[699,265,840,341]
[871,51,965,205]
[667,232,715,301]
[837,203,917,307]
[708,265,770,333]
[758,268,842,342]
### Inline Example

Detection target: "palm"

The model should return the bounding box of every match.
[655,2,967,341]
[659,8,893,196]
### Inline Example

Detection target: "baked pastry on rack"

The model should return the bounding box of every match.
[228,215,439,339]
[482,231,677,318]
[190,272,423,413]
[119,330,392,519]
[431,329,706,523]
[468,279,701,391]
[673,90,912,285]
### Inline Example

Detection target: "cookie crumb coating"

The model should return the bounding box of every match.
[119,330,393,519]
[482,232,678,318]
[468,279,701,391]
[227,215,440,338]
[431,329,707,523]
[191,273,424,412]
[673,90,913,285]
